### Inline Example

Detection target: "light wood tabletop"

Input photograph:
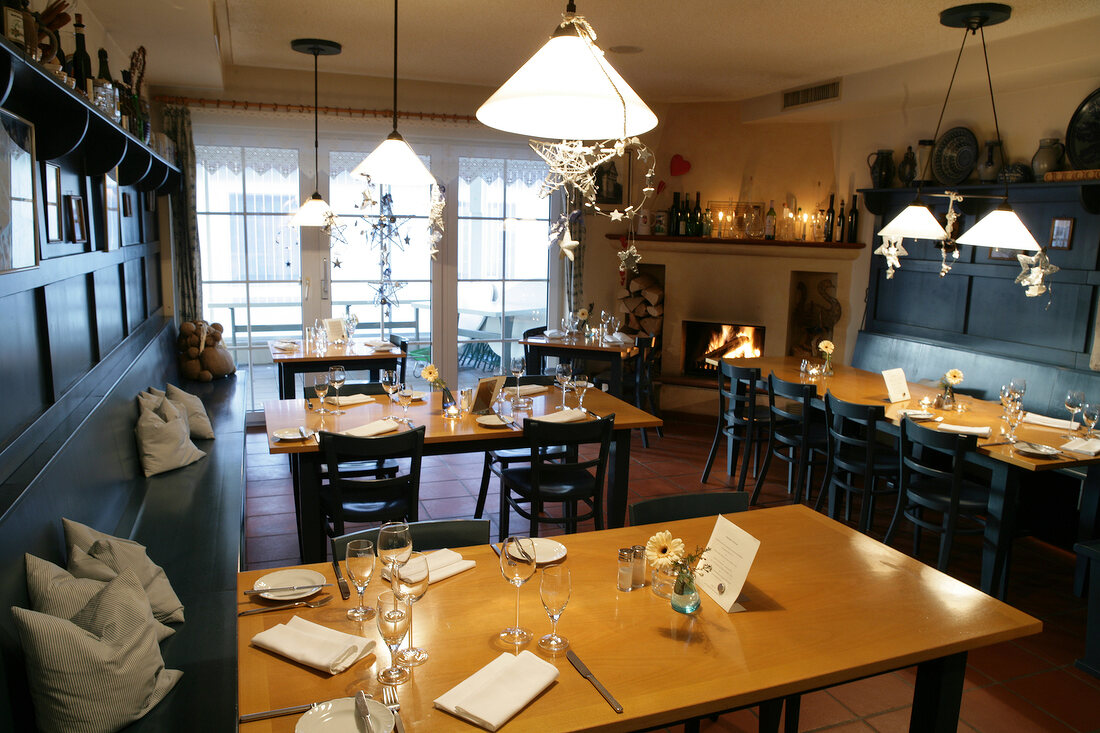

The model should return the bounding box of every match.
[237,505,1040,732]
[520,335,638,357]
[521,336,639,398]
[268,340,408,400]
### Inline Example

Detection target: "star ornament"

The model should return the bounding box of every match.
[1015,248,1059,298]
[618,243,642,274]
[558,229,579,261]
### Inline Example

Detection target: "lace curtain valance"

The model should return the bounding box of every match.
[195,145,299,177]
[459,157,546,186]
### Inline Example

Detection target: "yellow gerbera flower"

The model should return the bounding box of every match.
[945,368,964,386]
[420,364,439,383]
[818,339,835,355]
[645,530,685,570]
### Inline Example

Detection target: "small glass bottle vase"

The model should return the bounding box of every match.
[822,354,834,376]
[671,572,701,614]
[651,567,676,599]
[940,384,955,409]
[441,386,460,419]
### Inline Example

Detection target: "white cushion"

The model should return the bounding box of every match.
[12,569,182,733]
[165,384,215,439]
[134,396,206,477]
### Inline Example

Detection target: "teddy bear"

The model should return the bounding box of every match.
[177,320,237,381]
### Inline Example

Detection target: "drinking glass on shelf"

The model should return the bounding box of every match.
[499,536,537,645]
[1064,390,1085,437]
[573,374,590,410]
[537,565,571,653]
[328,365,347,415]
[397,385,415,426]
[394,552,430,666]
[555,363,573,411]
[510,357,530,408]
[313,374,330,413]
[344,540,376,621]
[1083,403,1100,438]
[376,590,411,685]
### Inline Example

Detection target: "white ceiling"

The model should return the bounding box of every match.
[97,0,1100,101]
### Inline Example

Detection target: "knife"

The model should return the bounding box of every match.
[355,691,373,731]
[332,554,351,601]
[243,583,332,595]
[567,649,623,713]
[239,703,315,723]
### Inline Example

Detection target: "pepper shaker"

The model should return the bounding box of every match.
[631,545,646,589]
[617,548,634,592]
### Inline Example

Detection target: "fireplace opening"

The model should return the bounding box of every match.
[681,320,765,376]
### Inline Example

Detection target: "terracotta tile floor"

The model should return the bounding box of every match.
[243,417,1100,732]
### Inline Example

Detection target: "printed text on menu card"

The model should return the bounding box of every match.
[694,515,761,613]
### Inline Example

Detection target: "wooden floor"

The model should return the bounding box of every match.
[243,416,1099,732]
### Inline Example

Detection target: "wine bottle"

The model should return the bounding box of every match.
[691,192,702,237]
[764,199,776,240]
[71,14,93,96]
[678,193,688,236]
[837,199,846,243]
[847,194,860,243]
[703,208,712,237]
[780,202,790,240]
[796,207,804,240]
[824,194,836,242]
[668,192,681,239]
[97,49,113,83]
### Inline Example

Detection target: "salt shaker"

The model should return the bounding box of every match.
[631,545,646,589]
[617,548,634,591]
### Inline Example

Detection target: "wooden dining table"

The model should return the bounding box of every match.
[236,505,1040,732]
[269,340,408,400]
[264,387,662,562]
[729,355,1100,599]
[521,335,637,398]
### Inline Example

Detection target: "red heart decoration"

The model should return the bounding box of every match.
[656,180,667,196]
[670,154,691,177]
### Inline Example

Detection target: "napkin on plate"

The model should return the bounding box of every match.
[251,616,375,675]
[382,548,476,584]
[272,340,298,352]
[1060,437,1100,455]
[1023,412,1078,431]
[325,394,374,406]
[434,650,559,731]
[543,329,565,339]
[938,423,992,437]
[504,385,548,397]
[361,339,393,348]
[344,419,398,437]
[533,408,587,423]
[898,409,935,420]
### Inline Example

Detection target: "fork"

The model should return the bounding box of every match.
[238,594,334,616]
[382,686,406,733]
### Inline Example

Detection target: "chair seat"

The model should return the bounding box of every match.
[773,422,828,447]
[500,467,600,501]
[905,478,989,514]
[831,446,900,476]
[489,446,567,462]
[337,498,412,520]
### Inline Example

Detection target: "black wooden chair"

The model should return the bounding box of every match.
[331,519,491,559]
[317,426,425,538]
[497,414,615,542]
[629,491,749,526]
[701,362,768,489]
[522,325,548,375]
[818,391,899,535]
[750,373,827,506]
[884,419,990,572]
[632,335,663,447]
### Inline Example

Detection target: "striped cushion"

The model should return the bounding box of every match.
[12,569,183,733]
[134,397,206,477]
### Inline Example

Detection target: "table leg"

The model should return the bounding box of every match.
[910,652,967,732]
[607,430,631,528]
[1076,465,1100,596]
[295,452,326,563]
[981,461,1019,600]
[278,362,295,401]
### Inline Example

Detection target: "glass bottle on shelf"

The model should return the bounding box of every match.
[764,200,776,240]
[691,192,702,236]
[702,208,712,237]
[796,207,805,240]
[677,193,688,235]
[747,205,765,239]
[71,14,93,96]
[824,194,836,242]
[847,194,860,243]
[836,199,846,243]
[668,192,681,238]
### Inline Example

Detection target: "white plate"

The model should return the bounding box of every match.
[476,414,514,428]
[252,568,327,600]
[507,537,567,565]
[408,391,426,401]
[296,697,394,733]
[1014,442,1060,457]
[273,427,315,441]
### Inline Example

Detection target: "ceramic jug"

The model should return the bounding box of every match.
[867,149,895,188]
[897,146,917,187]
[976,140,1004,183]
[1031,138,1065,180]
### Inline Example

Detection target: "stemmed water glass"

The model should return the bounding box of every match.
[380,370,399,417]
[394,552,430,666]
[377,521,413,588]
[345,312,358,345]
[510,356,530,408]
[1083,403,1099,439]
[555,363,573,411]
[344,540,376,621]
[1064,390,1085,437]
[537,566,571,653]
[1010,378,1027,400]
[328,365,347,415]
[313,373,330,413]
[397,385,415,426]
[376,590,411,685]
[573,374,590,412]
[499,536,536,645]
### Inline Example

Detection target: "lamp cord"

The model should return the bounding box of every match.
[917,24,971,196]
[979,25,1009,200]
[313,49,319,187]
[392,0,399,133]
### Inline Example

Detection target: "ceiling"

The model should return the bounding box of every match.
[97,0,1100,102]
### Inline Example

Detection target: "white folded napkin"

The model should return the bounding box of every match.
[1023,412,1078,430]
[344,419,398,437]
[362,339,392,348]
[325,394,374,406]
[607,331,633,344]
[434,650,559,731]
[1061,437,1100,455]
[251,616,375,675]
[533,408,587,423]
[504,385,548,397]
[938,423,992,437]
[382,549,476,584]
[272,340,298,351]
[898,410,935,420]
[543,329,565,339]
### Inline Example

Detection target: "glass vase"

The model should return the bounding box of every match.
[822,354,834,376]
[671,573,701,614]
[441,385,458,415]
[651,568,676,599]
[941,385,955,409]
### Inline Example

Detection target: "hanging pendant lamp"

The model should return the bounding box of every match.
[476,1,657,141]
[290,39,341,227]
[351,0,436,187]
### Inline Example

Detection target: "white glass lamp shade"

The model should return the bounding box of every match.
[877,201,948,242]
[956,205,1040,251]
[476,28,657,140]
[290,192,334,227]
[351,132,436,187]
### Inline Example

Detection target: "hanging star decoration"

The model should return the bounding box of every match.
[874,237,908,279]
[618,242,642,275]
[559,228,579,261]
[1015,248,1059,300]
[530,136,655,225]
[322,211,347,247]
[937,192,964,277]
[332,256,342,269]
[549,209,584,260]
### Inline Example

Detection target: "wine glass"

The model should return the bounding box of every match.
[397,385,415,426]
[573,374,590,411]
[313,373,330,413]
[510,357,530,408]
[394,552,430,666]
[499,536,537,645]
[1064,390,1085,437]
[555,363,572,411]
[344,540,376,621]
[376,521,413,587]
[1010,378,1027,400]
[346,312,358,345]
[328,365,347,415]
[537,566,571,653]
[1083,402,1100,438]
[380,369,399,415]
[376,590,411,685]
[1006,400,1024,444]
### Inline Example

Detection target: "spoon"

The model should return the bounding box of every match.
[238,594,334,616]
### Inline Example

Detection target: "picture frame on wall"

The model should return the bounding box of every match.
[44,163,62,243]
[1050,217,1074,250]
[988,247,1017,261]
[121,192,133,218]
[65,194,87,243]
[593,159,625,205]
[0,107,38,273]
[143,190,156,212]
[103,170,121,251]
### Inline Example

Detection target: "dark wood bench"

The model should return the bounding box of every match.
[0,319,247,731]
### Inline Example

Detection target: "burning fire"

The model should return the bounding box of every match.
[706,326,761,359]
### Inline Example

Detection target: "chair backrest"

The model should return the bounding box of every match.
[824,391,891,465]
[386,334,409,382]
[899,418,977,501]
[523,326,548,373]
[340,381,387,396]
[517,374,557,386]
[318,426,425,507]
[521,414,615,491]
[633,335,660,388]
[331,519,491,559]
[719,362,762,428]
[629,491,749,526]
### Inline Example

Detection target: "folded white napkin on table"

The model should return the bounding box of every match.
[434,650,559,731]
[606,331,633,344]
[272,340,298,351]
[504,385,548,397]
[251,616,374,675]
[533,408,587,423]
[325,394,374,406]
[543,329,565,339]
[938,423,992,437]
[344,419,398,437]
[382,549,476,584]
[1023,412,1078,431]
[362,339,392,348]
[1061,437,1100,455]
[898,410,936,420]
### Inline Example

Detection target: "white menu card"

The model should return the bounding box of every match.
[694,515,761,613]
[881,368,911,403]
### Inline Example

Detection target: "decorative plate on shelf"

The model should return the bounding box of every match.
[1066,86,1100,170]
[931,126,979,185]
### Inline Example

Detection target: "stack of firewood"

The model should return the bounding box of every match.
[615,273,664,336]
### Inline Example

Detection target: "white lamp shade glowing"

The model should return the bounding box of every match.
[877,202,948,242]
[290,193,334,227]
[956,206,1040,251]
[351,132,437,187]
[476,31,658,140]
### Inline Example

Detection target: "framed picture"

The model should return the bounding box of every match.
[0,107,38,272]
[471,375,505,415]
[103,170,120,251]
[593,159,625,205]
[44,163,62,243]
[988,247,1017,261]
[121,192,133,218]
[143,190,156,212]
[1050,217,1074,250]
[65,194,87,243]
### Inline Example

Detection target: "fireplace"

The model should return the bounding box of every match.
[681,320,765,376]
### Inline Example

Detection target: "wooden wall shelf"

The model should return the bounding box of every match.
[859,181,1100,216]
[606,233,864,249]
